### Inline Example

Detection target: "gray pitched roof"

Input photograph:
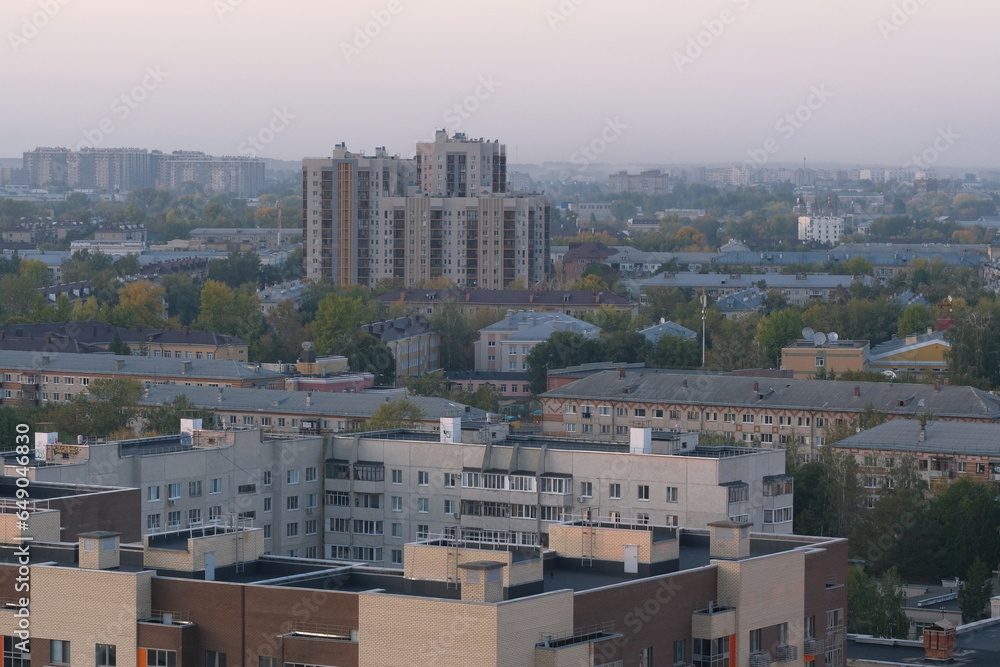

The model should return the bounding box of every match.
[139,384,485,420]
[833,419,1000,455]
[639,321,697,342]
[542,370,1000,420]
[869,330,948,359]
[0,350,282,382]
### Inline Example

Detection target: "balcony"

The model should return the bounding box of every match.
[775,644,798,662]
[803,637,824,655]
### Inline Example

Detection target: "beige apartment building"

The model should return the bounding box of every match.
[541,369,1000,460]
[360,316,441,378]
[474,310,600,373]
[9,424,325,558]
[322,422,793,568]
[302,131,549,289]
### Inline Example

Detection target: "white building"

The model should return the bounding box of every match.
[798,215,844,244]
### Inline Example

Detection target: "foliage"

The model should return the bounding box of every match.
[649,334,700,368]
[823,403,888,445]
[525,330,605,395]
[366,398,425,431]
[116,280,169,328]
[58,378,146,439]
[142,395,213,436]
[755,309,803,366]
[334,332,396,386]
[161,274,202,325]
[207,250,265,289]
[108,331,131,356]
[847,566,910,638]
[792,447,862,537]
[257,300,310,364]
[945,301,1000,389]
[312,294,374,356]
[958,558,994,623]
[706,314,767,370]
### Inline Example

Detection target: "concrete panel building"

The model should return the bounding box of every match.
[474,311,600,373]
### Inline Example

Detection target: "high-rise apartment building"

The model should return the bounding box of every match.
[302,131,549,289]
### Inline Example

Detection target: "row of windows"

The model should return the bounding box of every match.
[563,404,825,427]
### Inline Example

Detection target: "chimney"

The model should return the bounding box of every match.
[305,391,312,407]
[78,532,121,570]
[927,326,933,335]
[853,385,860,397]
[708,520,751,560]
[180,360,192,375]
[458,561,506,603]
[217,388,223,403]
[618,367,625,379]
[752,381,759,393]
[933,379,941,392]
[919,419,926,442]
[923,620,957,660]
[114,359,125,371]
[183,325,190,336]
[682,379,688,388]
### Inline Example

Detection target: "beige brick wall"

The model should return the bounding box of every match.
[405,543,539,588]
[0,510,60,542]
[143,529,264,572]
[496,591,575,667]
[359,594,499,666]
[548,524,652,563]
[32,566,153,667]
[535,642,592,667]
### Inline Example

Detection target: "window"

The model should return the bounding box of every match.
[723,412,736,423]
[259,657,276,667]
[540,477,568,494]
[749,628,762,653]
[742,414,754,424]
[391,522,403,538]
[262,470,272,486]
[599,405,611,416]
[263,524,271,539]
[286,522,299,537]
[727,485,749,503]
[540,506,567,522]
[444,499,456,515]
[637,485,650,501]
[189,481,202,497]
[609,483,621,499]
[798,417,811,427]
[391,469,403,484]
[693,636,730,665]
[564,423,576,433]
[815,417,826,427]
[634,408,646,418]
[764,507,793,524]
[391,549,403,565]
[704,411,717,421]
[815,356,825,367]
[147,514,161,531]
[418,471,429,485]
[209,478,222,494]
[353,520,382,535]
[353,463,384,481]
[563,404,577,414]
[580,481,593,497]
[687,410,699,420]
[616,407,626,417]
[356,494,380,508]
[444,472,458,488]
[391,495,402,511]
[957,461,967,473]
[238,484,256,494]
[167,511,181,529]
[673,639,685,664]
[305,466,317,482]
[286,496,299,511]
[352,546,383,561]
[188,508,202,525]
[287,470,300,485]
[417,524,429,539]
[330,518,349,532]
[205,651,226,667]
[636,512,650,525]
[263,497,272,512]
[147,486,161,502]
[209,506,222,522]
[167,483,181,500]
[418,498,429,513]
[665,486,678,503]
[146,649,176,667]
[96,644,116,667]
[761,415,773,425]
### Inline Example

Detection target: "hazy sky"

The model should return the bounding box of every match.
[5,0,998,168]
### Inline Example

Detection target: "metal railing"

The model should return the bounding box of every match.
[536,621,615,648]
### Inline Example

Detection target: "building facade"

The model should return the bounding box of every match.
[797,216,845,244]
[474,311,600,373]
[302,132,550,289]
[781,339,870,379]
[360,316,440,378]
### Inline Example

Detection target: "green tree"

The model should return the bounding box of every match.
[945,302,1000,388]
[0,274,45,323]
[602,330,651,364]
[959,558,994,623]
[58,378,146,439]
[525,330,604,395]
[366,398,425,430]
[706,314,767,370]
[258,300,309,363]
[108,331,131,356]
[897,304,935,338]
[403,370,447,397]
[142,395,213,436]
[335,331,396,386]
[848,566,910,638]
[194,280,239,333]
[207,250,262,288]
[649,334,700,368]
[161,274,202,325]
[313,294,373,355]
[755,308,803,366]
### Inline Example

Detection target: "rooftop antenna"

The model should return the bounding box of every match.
[276,198,282,247]
[829,332,839,342]
[813,332,827,346]
[801,327,815,340]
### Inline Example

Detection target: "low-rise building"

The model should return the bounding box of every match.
[190,227,290,252]
[474,311,600,373]
[639,320,697,343]
[360,316,440,378]
[798,216,844,244]
[541,369,1000,460]
[868,330,950,375]
[138,384,485,435]
[639,272,872,306]
[375,287,638,318]
[781,338,870,379]
[831,420,1000,502]
[443,371,533,400]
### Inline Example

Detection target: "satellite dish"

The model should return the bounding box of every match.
[813,332,827,346]
[301,341,313,350]
[829,332,839,342]
[882,370,897,379]
[802,327,814,340]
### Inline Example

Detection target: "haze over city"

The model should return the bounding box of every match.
[5,0,998,168]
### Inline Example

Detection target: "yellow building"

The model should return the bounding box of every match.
[781,338,869,380]
[868,330,949,375]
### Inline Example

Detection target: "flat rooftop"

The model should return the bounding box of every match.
[847,624,1000,667]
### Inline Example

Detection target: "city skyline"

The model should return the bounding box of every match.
[5,0,998,168]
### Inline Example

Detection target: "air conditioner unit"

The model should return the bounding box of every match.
[167,499,175,506]
[577,496,586,502]
[305,508,313,515]
[453,513,461,519]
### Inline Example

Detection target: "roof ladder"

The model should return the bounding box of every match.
[581,512,595,567]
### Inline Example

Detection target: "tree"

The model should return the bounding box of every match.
[313,294,373,355]
[57,378,146,439]
[142,395,213,436]
[207,249,263,288]
[195,280,239,333]
[792,447,863,537]
[847,566,909,638]
[403,370,447,397]
[161,274,202,325]
[0,274,45,323]
[755,309,803,366]
[959,558,993,623]
[706,314,767,370]
[108,331,131,356]
[525,330,604,395]
[258,300,309,363]
[335,331,396,386]
[649,334,700,368]
[945,302,1000,388]
[117,281,169,328]
[602,330,650,364]
[366,398,425,431]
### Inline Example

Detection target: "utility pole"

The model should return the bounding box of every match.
[701,291,707,366]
